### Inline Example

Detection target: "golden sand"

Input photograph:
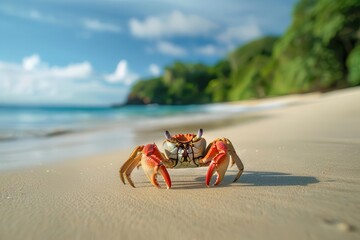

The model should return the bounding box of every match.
[1,88,359,240]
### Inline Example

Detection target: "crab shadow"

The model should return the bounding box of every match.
[168,170,319,190]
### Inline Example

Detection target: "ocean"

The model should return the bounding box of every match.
[0,102,285,170]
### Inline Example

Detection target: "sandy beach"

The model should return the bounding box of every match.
[1,87,359,240]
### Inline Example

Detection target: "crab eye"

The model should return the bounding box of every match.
[164,130,172,140]
[197,128,203,138]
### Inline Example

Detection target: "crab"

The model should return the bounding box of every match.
[119,129,244,189]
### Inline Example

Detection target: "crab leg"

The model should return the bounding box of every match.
[201,140,230,187]
[119,145,144,187]
[222,138,244,182]
[141,144,172,189]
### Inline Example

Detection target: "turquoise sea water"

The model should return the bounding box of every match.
[0,102,285,170]
[0,105,205,141]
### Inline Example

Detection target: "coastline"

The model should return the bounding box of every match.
[0,93,304,172]
[1,87,359,240]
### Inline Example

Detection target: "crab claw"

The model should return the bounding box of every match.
[202,140,230,187]
[141,144,172,189]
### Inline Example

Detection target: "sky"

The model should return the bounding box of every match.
[0,0,298,106]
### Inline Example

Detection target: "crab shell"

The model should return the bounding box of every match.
[162,131,207,168]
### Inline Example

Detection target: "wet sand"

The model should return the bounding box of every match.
[1,87,359,240]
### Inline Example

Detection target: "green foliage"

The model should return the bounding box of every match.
[228,37,279,101]
[127,77,168,104]
[347,44,360,86]
[205,78,229,102]
[229,36,279,72]
[127,62,220,104]
[126,0,360,105]
[272,0,359,94]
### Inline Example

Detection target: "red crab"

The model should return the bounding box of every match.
[119,129,244,189]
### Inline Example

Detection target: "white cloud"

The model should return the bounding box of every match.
[50,62,92,79]
[194,45,225,56]
[105,60,138,85]
[149,64,161,76]
[8,55,92,80]
[217,21,262,44]
[22,54,41,71]
[156,41,187,56]
[0,55,136,105]
[1,5,122,34]
[0,5,58,24]
[82,18,121,33]
[129,10,218,39]
[0,56,93,99]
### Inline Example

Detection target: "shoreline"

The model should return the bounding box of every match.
[0,92,316,172]
[1,87,359,240]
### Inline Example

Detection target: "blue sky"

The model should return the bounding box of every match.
[0,0,297,106]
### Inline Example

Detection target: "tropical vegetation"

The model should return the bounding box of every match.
[126,0,360,105]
